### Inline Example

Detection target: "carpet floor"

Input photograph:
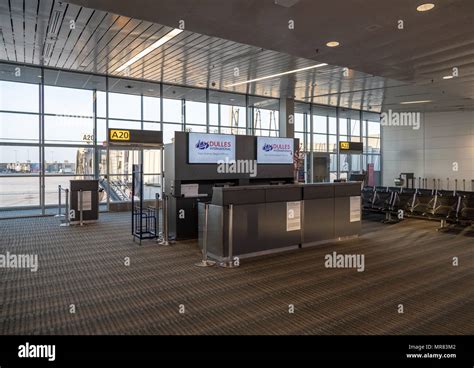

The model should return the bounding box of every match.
[0,212,472,335]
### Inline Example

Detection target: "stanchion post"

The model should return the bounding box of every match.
[220,204,237,268]
[155,193,159,239]
[229,204,233,265]
[433,178,436,190]
[60,189,70,227]
[195,203,216,267]
[463,179,466,191]
[79,189,84,227]
[158,194,173,246]
[447,178,450,190]
[65,189,69,224]
[437,179,441,191]
[55,185,63,217]
[417,177,421,189]
[455,179,458,192]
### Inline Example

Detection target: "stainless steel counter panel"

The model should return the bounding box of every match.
[201,182,361,260]
[334,182,361,237]
[303,197,335,242]
[335,195,361,237]
[199,203,226,257]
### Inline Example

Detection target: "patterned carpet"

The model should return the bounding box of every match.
[0,212,472,335]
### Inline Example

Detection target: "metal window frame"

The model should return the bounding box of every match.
[0,60,381,214]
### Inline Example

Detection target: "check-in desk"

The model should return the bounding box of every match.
[199,182,361,261]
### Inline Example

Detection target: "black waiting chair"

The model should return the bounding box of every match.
[458,194,474,225]
[411,190,437,217]
[372,189,394,212]
[392,189,417,215]
[362,186,375,209]
[432,192,461,229]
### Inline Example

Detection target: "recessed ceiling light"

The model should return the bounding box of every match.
[326,41,340,47]
[416,3,435,12]
[37,75,42,78]
[148,88,154,92]
[225,63,327,87]
[229,98,235,102]
[443,75,454,80]
[400,100,432,104]
[115,28,183,73]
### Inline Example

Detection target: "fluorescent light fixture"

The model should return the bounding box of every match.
[225,63,327,87]
[115,29,183,73]
[326,41,340,47]
[400,100,432,104]
[443,75,454,80]
[417,3,435,12]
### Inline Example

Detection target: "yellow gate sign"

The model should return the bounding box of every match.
[109,129,130,141]
[340,141,350,150]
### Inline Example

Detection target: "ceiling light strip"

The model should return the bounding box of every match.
[400,100,432,105]
[115,28,183,73]
[225,63,327,87]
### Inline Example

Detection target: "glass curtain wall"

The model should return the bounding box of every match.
[249,96,280,137]
[0,61,381,215]
[209,91,247,135]
[0,64,41,211]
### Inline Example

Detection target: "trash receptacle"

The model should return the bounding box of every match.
[69,180,99,224]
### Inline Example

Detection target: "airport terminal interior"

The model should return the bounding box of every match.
[0,0,473,335]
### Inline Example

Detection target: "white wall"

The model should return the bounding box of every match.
[382,111,474,190]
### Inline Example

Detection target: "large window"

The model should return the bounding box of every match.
[163,98,182,123]
[0,113,39,143]
[108,92,141,120]
[302,107,381,184]
[0,61,382,214]
[0,64,42,212]
[0,80,39,113]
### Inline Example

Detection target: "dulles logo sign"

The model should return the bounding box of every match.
[263,143,273,152]
[195,139,232,150]
[195,140,209,150]
[262,143,291,152]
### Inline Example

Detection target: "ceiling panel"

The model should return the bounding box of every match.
[0,0,472,113]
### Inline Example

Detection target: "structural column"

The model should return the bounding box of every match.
[279,98,295,138]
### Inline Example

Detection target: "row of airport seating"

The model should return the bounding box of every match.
[362,186,474,227]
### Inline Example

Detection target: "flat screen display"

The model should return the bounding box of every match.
[188,133,236,164]
[257,137,294,164]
